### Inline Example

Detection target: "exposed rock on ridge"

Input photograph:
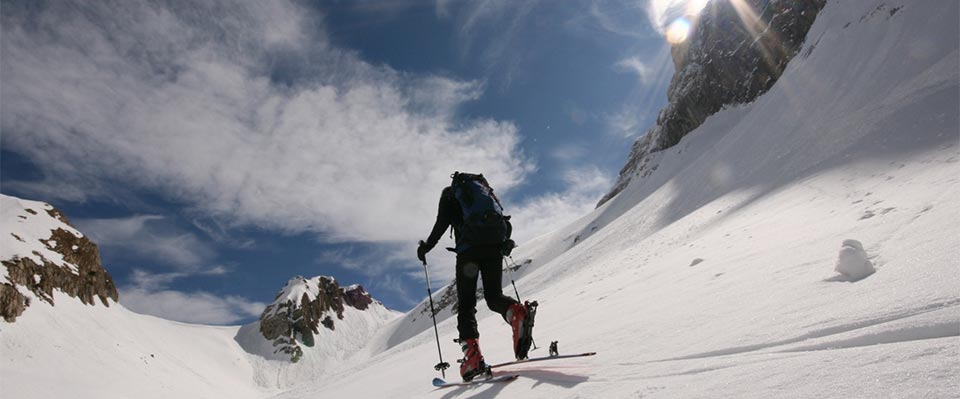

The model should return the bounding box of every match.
[1,195,119,322]
[258,276,383,362]
[599,0,827,206]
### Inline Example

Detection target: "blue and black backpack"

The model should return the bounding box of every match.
[450,172,512,247]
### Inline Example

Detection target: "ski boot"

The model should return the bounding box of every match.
[456,338,490,382]
[506,300,538,360]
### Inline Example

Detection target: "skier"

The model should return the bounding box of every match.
[418,172,537,381]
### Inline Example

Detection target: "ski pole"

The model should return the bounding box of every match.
[420,243,450,378]
[504,256,538,350]
[504,257,522,303]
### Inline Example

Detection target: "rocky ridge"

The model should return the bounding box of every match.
[1,194,118,322]
[599,0,827,206]
[258,275,383,362]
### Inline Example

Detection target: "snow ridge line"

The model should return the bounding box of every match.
[651,298,960,362]
[781,321,959,353]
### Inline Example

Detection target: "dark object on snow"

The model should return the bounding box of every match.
[420,258,451,379]
[488,351,597,369]
[419,172,531,377]
[549,341,559,357]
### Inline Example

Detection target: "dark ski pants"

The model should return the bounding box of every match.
[456,254,518,341]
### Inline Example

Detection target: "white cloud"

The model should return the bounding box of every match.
[128,267,228,291]
[74,215,216,269]
[371,274,420,308]
[606,108,646,138]
[1,0,531,244]
[549,144,588,162]
[584,0,655,39]
[121,287,266,325]
[119,268,265,325]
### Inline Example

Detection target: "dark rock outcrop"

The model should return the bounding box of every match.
[1,196,119,322]
[599,0,826,206]
[258,276,384,362]
[343,285,374,310]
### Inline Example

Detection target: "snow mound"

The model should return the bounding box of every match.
[835,239,875,280]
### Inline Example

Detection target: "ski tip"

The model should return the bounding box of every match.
[432,377,447,387]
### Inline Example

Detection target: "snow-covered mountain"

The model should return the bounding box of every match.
[2,0,958,398]
[235,275,398,387]
[601,0,828,205]
[0,194,398,396]
[273,0,959,397]
[0,195,118,321]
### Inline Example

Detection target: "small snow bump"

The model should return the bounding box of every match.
[690,258,705,267]
[834,239,875,281]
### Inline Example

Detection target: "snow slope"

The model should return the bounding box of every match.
[270,1,959,398]
[0,290,269,399]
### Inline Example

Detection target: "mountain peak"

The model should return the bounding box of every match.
[1,194,118,322]
[256,275,389,362]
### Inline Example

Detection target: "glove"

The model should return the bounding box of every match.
[501,239,516,256]
[417,240,432,265]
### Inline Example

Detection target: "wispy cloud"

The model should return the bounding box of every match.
[583,0,656,39]
[549,144,589,162]
[616,56,656,85]
[1,0,531,244]
[371,274,420,308]
[120,268,264,325]
[74,215,216,269]
[606,108,647,138]
[121,286,266,325]
[437,0,544,86]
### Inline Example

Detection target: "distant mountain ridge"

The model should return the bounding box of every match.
[254,275,388,363]
[599,0,828,206]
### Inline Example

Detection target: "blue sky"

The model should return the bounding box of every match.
[1,0,699,324]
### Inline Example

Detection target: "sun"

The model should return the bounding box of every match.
[662,0,710,45]
[665,18,692,44]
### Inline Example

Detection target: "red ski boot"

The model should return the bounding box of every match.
[506,300,538,360]
[458,338,489,381]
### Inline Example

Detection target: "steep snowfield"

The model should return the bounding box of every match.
[272,1,959,398]
[1,0,957,398]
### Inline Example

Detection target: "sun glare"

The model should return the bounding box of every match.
[685,0,710,16]
[665,18,691,44]
[662,0,708,45]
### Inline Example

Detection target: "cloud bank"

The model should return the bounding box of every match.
[1,0,530,243]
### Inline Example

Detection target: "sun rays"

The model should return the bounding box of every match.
[663,0,789,77]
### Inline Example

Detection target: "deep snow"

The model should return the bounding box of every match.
[2,0,958,398]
